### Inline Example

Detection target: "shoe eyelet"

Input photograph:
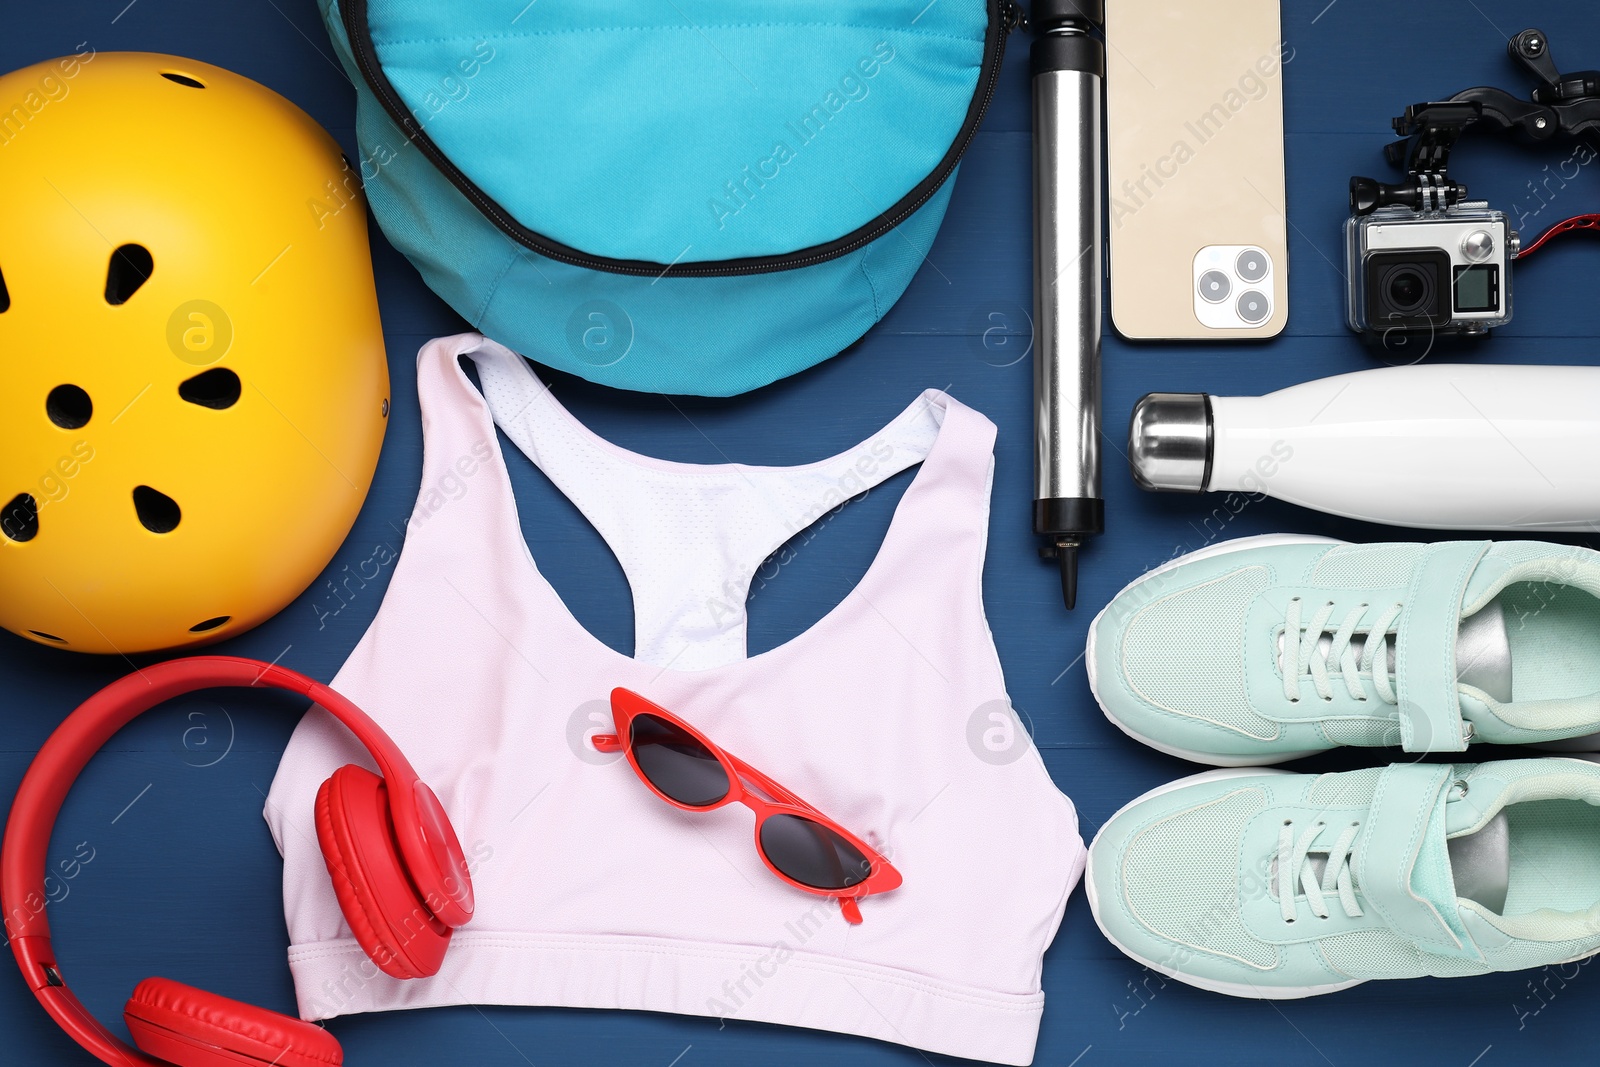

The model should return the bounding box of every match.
[1450,779,1470,800]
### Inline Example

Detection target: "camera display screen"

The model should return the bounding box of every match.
[1453,264,1500,312]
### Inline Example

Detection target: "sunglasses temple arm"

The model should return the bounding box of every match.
[837,896,863,925]
[591,733,623,752]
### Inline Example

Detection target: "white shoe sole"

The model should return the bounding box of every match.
[1085,534,1347,767]
[1084,766,1368,999]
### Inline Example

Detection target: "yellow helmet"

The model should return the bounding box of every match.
[0,53,388,654]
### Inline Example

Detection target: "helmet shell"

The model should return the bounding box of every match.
[0,53,388,653]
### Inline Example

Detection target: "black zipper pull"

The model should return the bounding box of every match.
[1003,0,1029,34]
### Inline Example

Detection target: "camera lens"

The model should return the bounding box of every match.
[1197,270,1231,303]
[1235,249,1269,283]
[1388,270,1427,311]
[1365,251,1449,329]
[1236,290,1270,324]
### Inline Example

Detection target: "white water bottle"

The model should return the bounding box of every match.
[1128,364,1600,531]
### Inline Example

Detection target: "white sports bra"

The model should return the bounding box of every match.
[265,334,1084,1065]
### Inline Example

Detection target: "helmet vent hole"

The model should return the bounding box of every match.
[133,486,181,534]
[189,616,231,633]
[104,244,154,305]
[2,493,39,542]
[0,265,10,312]
[46,384,93,429]
[160,72,207,89]
[179,368,241,410]
[28,630,67,644]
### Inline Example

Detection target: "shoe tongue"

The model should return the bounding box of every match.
[1274,600,1512,703]
[1446,811,1511,913]
[1456,600,1513,703]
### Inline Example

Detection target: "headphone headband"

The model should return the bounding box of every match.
[2,657,474,1064]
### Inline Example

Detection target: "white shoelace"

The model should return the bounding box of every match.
[1281,598,1403,705]
[1277,818,1363,923]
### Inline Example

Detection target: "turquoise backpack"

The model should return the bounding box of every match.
[321,0,1017,396]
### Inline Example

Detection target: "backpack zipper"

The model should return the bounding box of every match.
[341,0,1015,278]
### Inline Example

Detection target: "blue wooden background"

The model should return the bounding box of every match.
[4,2,1600,1065]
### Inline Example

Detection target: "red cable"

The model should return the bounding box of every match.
[1517,213,1600,258]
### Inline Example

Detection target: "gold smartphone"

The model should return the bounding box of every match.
[1105,0,1291,339]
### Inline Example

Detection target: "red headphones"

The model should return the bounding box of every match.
[1,657,475,1067]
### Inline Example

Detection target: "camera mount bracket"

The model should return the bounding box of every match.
[1351,28,1600,217]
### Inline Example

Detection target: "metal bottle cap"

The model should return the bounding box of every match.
[1128,392,1212,492]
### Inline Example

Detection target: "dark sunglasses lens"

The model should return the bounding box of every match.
[628,713,730,807]
[758,813,871,890]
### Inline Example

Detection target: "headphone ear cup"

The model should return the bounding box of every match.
[314,765,452,980]
[125,978,342,1067]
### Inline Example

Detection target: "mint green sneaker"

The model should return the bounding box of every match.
[1086,758,1600,998]
[1087,535,1600,765]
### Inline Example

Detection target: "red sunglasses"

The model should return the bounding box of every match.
[593,689,902,924]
